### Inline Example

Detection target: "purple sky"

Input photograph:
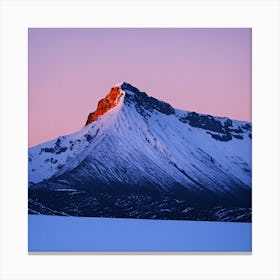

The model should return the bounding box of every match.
[28,28,251,147]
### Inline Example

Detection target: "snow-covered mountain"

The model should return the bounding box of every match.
[28,82,252,221]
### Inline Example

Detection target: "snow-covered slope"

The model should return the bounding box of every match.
[29,87,124,185]
[29,82,251,212]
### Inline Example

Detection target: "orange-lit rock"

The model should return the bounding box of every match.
[85,86,124,126]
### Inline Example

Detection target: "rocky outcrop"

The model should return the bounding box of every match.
[85,86,124,126]
[179,112,251,142]
[121,82,175,117]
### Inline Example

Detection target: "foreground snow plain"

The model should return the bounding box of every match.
[28,215,251,252]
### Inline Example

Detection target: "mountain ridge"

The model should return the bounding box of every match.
[28,82,252,221]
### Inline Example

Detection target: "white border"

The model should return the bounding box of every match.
[0,0,279,279]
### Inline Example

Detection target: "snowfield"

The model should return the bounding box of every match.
[28,214,252,252]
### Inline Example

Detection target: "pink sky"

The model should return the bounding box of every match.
[28,28,251,147]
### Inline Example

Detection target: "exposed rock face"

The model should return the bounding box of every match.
[121,82,175,117]
[85,86,124,126]
[179,112,251,142]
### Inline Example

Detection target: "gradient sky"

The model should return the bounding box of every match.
[28,28,251,147]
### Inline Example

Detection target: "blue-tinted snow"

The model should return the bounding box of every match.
[28,215,251,252]
[29,85,251,191]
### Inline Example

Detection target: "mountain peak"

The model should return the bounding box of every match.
[85,82,175,126]
[85,85,124,126]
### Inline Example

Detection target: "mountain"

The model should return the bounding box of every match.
[28,82,252,222]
